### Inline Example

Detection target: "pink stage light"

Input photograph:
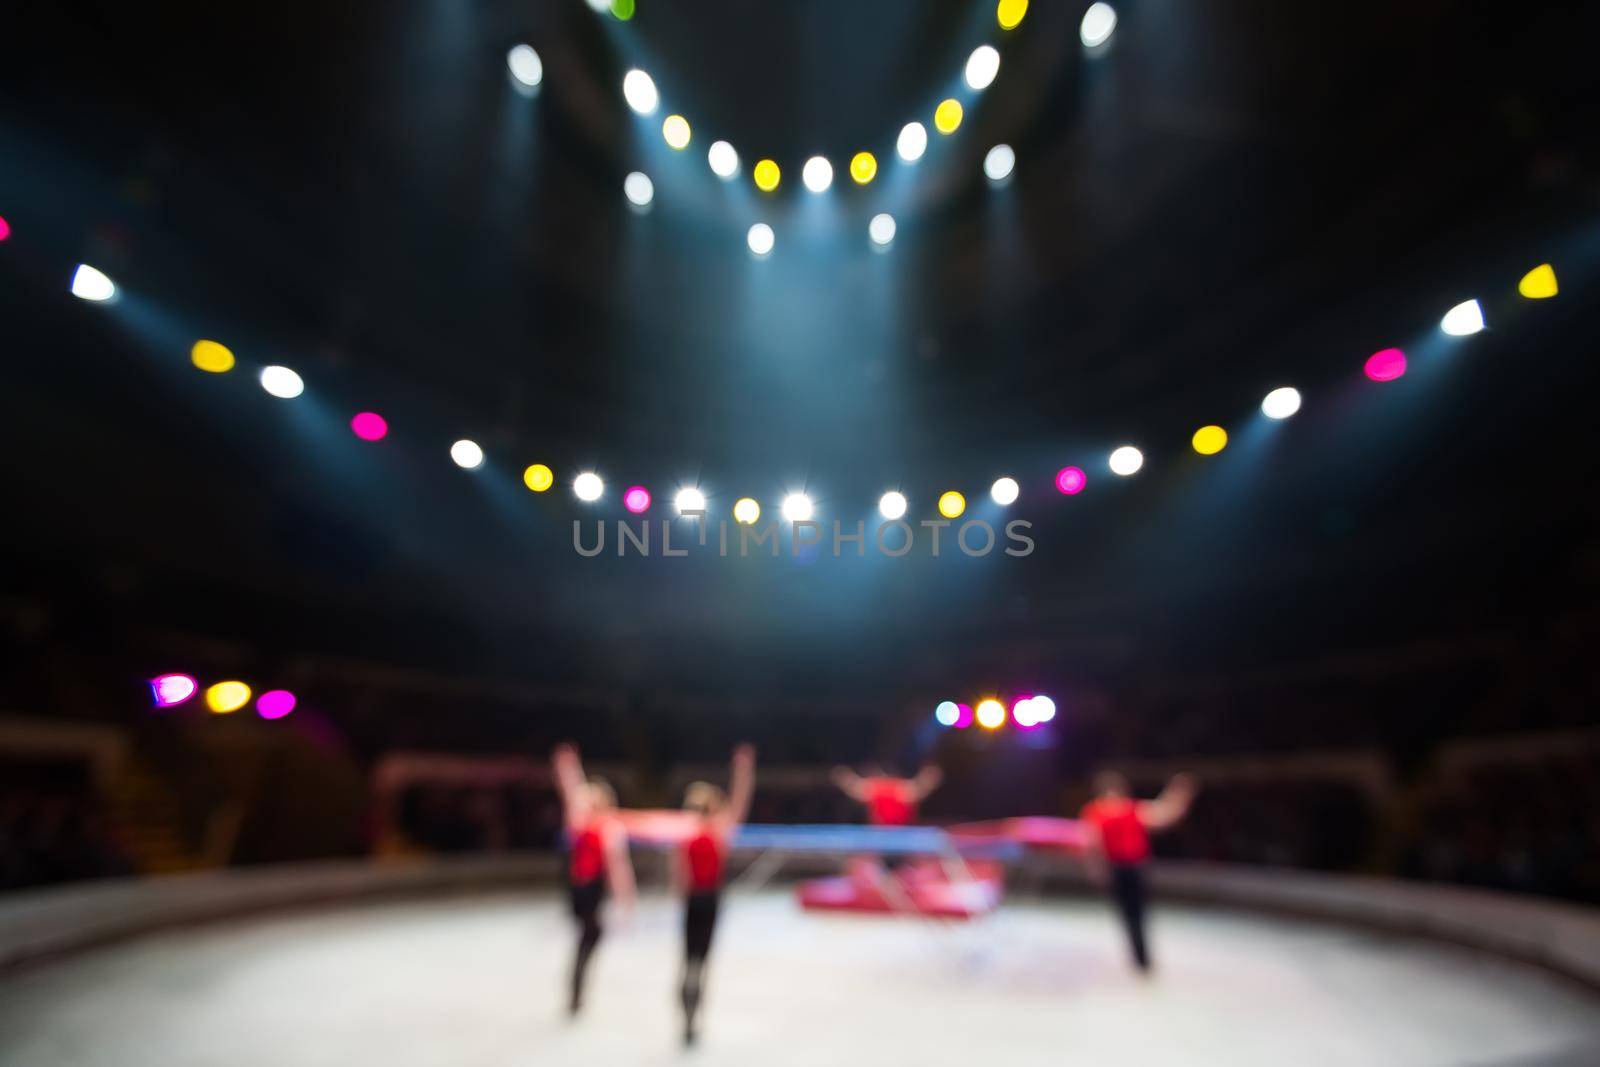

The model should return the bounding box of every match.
[0,215,10,242]
[1364,348,1407,382]
[350,412,388,441]
[149,673,198,708]
[256,690,297,719]
[953,702,974,729]
[1055,466,1086,495]
[624,486,651,513]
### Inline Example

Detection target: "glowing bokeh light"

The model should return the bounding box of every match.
[149,673,198,708]
[622,69,658,114]
[206,681,251,714]
[869,213,897,246]
[897,122,928,162]
[574,472,604,502]
[256,690,297,720]
[350,412,388,441]
[934,99,963,134]
[611,0,635,20]
[802,156,833,193]
[1030,695,1056,723]
[1056,466,1087,495]
[954,703,975,729]
[1191,425,1228,455]
[1440,299,1485,336]
[747,222,775,256]
[1364,348,1407,382]
[623,486,651,513]
[1261,386,1302,419]
[850,152,877,184]
[0,215,9,241]
[975,698,1006,730]
[259,365,304,399]
[708,140,739,179]
[1518,263,1558,299]
[733,497,761,524]
[662,114,691,149]
[997,0,1029,30]
[1012,697,1037,728]
[623,171,654,207]
[71,264,116,301]
[1081,2,1117,47]
[507,44,542,88]
[965,45,1001,90]
[990,477,1020,506]
[878,491,907,520]
[938,491,966,519]
[781,493,814,522]
[1109,446,1144,476]
[753,159,781,192]
[523,463,554,492]
[984,144,1015,182]
[935,700,960,727]
[190,340,235,373]
[675,487,707,515]
[451,439,485,469]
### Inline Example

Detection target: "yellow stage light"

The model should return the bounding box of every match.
[850,151,877,184]
[753,159,781,192]
[934,99,963,134]
[1191,425,1228,455]
[206,681,251,714]
[938,491,966,518]
[523,464,554,492]
[733,497,761,524]
[662,114,691,149]
[997,0,1029,30]
[975,698,1006,729]
[191,340,235,373]
[1518,263,1558,299]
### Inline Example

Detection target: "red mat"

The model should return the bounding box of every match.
[797,858,1004,919]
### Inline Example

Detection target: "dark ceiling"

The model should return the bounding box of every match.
[2,0,1599,716]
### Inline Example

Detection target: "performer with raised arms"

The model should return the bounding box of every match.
[1080,770,1198,973]
[551,743,636,1016]
[831,762,943,830]
[676,743,756,1046]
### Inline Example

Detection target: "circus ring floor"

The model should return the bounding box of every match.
[1,888,1597,1067]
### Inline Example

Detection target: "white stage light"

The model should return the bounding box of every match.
[781,493,814,522]
[935,701,960,727]
[675,487,707,515]
[622,69,658,114]
[70,264,116,302]
[623,172,653,207]
[1261,386,1302,420]
[897,122,928,162]
[708,140,739,179]
[450,439,484,469]
[990,477,1020,506]
[965,45,1000,90]
[747,223,775,257]
[574,472,604,502]
[1109,446,1144,476]
[869,213,897,246]
[984,144,1015,181]
[878,491,907,520]
[802,156,833,193]
[258,365,304,399]
[1440,299,1485,336]
[1081,3,1118,47]
[1030,695,1056,723]
[507,45,542,88]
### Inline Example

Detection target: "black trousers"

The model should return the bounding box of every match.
[685,890,720,962]
[1109,864,1150,970]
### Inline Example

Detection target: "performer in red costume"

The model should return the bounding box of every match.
[551,744,636,1016]
[831,763,944,827]
[1080,770,1198,973]
[676,744,756,1046]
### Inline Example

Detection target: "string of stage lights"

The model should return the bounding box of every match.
[509,0,1110,252]
[56,256,1562,523]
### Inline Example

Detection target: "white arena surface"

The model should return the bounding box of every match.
[2,888,1597,1067]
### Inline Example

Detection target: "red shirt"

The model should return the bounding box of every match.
[1080,797,1151,865]
[864,778,918,827]
[684,828,725,892]
[570,824,606,886]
